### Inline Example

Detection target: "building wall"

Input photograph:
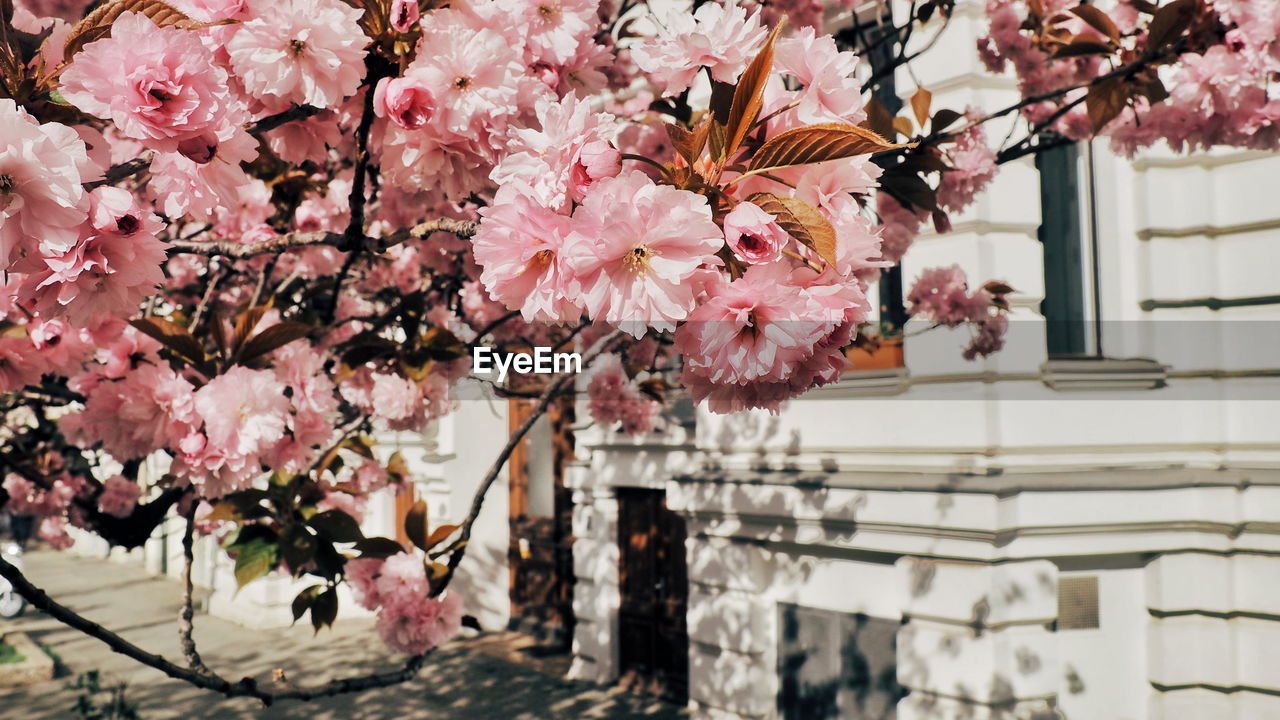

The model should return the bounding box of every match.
[567,2,1280,718]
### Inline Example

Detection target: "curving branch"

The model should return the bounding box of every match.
[166,218,479,260]
[431,328,629,595]
[178,508,215,677]
[0,551,435,706]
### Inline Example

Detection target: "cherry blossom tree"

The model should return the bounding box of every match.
[0,0,1275,706]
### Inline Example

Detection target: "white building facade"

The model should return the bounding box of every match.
[562,2,1280,719]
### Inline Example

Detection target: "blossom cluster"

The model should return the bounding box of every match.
[978,0,1280,154]
[906,265,1010,360]
[0,0,1272,662]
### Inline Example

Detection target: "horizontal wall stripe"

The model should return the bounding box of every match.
[1149,608,1280,623]
[1140,294,1280,311]
[1151,682,1280,698]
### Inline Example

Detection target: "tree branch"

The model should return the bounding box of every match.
[84,105,325,191]
[431,329,629,595]
[166,219,478,260]
[0,551,436,706]
[178,508,215,677]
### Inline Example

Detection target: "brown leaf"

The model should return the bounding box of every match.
[746,192,839,269]
[1085,76,1129,131]
[910,87,932,128]
[1052,35,1114,58]
[880,167,939,212]
[236,321,311,364]
[354,537,406,559]
[665,116,711,166]
[724,20,786,160]
[1070,4,1121,42]
[931,108,963,134]
[864,97,895,140]
[892,116,915,139]
[1146,0,1197,50]
[422,523,459,552]
[748,123,911,175]
[231,305,269,355]
[130,317,206,365]
[64,0,211,60]
[404,498,429,552]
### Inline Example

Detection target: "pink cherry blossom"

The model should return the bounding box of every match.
[60,362,199,460]
[374,77,435,130]
[389,0,420,33]
[20,187,169,325]
[473,188,581,324]
[565,170,723,336]
[97,476,141,519]
[491,93,621,211]
[228,0,368,109]
[0,100,89,270]
[633,0,768,96]
[723,201,789,264]
[61,13,244,154]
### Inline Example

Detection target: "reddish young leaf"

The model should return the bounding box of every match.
[1145,0,1197,51]
[422,523,459,552]
[353,537,406,559]
[129,317,206,365]
[237,321,312,365]
[1086,76,1129,131]
[864,97,896,140]
[665,116,711,166]
[404,498,430,552]
[1070,4,1121,42]
[931,108,963,134]
[747,123,911,175]
[724,20,786,159]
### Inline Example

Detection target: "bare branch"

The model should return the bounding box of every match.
[0,552,435,706]
[431,328,629,595]
[179,508,216,677]
[166,218,478,260]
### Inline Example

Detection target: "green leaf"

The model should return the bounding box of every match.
[233,538,279,589]
[309,509,364,543]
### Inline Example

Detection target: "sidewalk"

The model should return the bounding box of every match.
[0,551,686,720]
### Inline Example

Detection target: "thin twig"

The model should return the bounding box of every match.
[178,507,216,677]
[430,329,628,593]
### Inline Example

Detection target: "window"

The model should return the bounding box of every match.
[837,13,909,333]
[1037,139,1103,357]
[1057,575,1100,630]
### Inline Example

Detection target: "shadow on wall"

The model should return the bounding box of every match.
[778,606,905,720]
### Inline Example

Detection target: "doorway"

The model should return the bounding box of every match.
[616,487,690,703]
[508,396,576,646]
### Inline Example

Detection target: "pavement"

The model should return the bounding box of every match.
[0,550,686,720]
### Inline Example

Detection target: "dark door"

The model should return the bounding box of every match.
[617,487,689,703]
[508,396,576,646]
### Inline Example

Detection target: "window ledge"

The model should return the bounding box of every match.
[1040,358,1168,391]
[818,367,911,398]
